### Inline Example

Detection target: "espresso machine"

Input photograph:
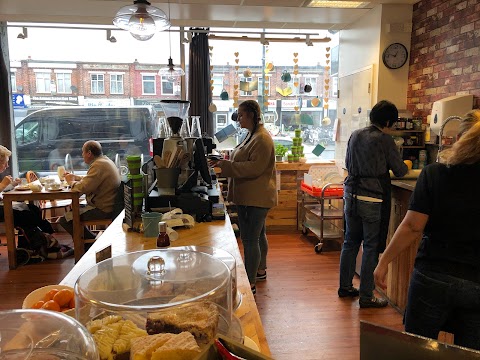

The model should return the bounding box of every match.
[147,100,219,221]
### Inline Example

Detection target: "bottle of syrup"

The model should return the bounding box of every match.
[156,221,170,248]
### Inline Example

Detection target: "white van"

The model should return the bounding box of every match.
[15,106,155,174]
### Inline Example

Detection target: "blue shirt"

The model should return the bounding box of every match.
[344,125,407,198]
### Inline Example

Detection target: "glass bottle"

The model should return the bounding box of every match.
[156,221,170,248]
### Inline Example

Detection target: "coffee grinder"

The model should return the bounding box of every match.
[148,101,219,221]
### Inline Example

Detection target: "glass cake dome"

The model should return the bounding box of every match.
[0,309,98,359]
[74,248,241,350]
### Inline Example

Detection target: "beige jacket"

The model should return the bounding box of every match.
[220,125,277,209]
[70,155,121,213]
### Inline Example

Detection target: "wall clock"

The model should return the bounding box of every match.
[382,43,408,69]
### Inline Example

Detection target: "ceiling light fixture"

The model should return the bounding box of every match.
[113,0,170,41]
[17,27,28,39]
[158,0,185,82]
[106,30,117,43]
[307,0,368,8]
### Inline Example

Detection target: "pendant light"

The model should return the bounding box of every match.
[158,0,185,81]
[113,0,170,41]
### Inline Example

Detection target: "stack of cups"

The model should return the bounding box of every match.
[292,129,304,162]
[126,155,141,175]
[126,155,143,212]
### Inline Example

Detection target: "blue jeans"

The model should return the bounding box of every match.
[405,268,480,350]
[237,205,269,286]
[339,194,382,299]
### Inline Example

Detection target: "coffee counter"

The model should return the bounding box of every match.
[384,180,419,312]
[60,212,270,356]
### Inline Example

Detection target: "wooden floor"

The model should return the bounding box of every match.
[0,230,404,359]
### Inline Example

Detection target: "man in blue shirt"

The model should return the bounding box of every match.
[338,100,408,308]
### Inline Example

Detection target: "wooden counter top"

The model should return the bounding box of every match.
[275,160,335,171]
[391,179,416,191]
[60,212,270,356]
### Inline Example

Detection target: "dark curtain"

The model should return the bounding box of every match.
[188,29,213,137]
[0,23,13,174]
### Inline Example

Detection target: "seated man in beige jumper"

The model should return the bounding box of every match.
[60,140,121,241]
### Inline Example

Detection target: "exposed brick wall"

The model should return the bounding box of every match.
[408,0,480,120]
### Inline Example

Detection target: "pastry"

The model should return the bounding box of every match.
[146,301,219,344]
[88,316,147,360]
[151,331,201,360]
[130,332,200,360]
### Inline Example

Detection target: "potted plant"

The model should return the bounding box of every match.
[275,144,288,162]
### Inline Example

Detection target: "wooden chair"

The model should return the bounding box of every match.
[80,183,125,245]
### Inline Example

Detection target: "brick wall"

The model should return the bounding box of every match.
[408,0,480,120]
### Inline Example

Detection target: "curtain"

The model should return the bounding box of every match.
[188,29,213,137]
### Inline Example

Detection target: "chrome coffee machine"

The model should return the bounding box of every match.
[147,100,219,221]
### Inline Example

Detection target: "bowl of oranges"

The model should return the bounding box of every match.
[22,285,75,316]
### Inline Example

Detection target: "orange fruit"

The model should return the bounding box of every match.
[41,300,61,312]
[53,289,74,307]
[32,300,45,309]
[43,289,59,302]
[68,296,75,309]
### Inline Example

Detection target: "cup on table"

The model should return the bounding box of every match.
[49,182,62,190]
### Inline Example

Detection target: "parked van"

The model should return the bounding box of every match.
[14,106,155,174]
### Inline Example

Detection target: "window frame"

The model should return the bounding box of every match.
[11,72,17,92]
[35,72,51,94]
[142,74,156,95]
[90,73,105,94]
[110,73,124,95]
[55,72,72,94]
[160,76,173,95]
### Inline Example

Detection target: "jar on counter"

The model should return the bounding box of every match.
[396,118,406,130]
[405,118,413,130]
[412,119,422,130]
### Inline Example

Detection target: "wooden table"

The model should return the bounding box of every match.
[60,212,271,356]
[3,189,82,269]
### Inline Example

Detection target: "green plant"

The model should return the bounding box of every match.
[275,144,289,157]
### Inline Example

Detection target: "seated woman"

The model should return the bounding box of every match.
[0,145,54,254]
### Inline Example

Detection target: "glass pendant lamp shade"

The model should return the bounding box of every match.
[113,0,170,41]
[159,57,185,82]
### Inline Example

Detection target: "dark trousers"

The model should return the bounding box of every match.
[0,203,53,234]
[405,268,480,350]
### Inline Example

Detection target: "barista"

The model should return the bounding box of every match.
[338,100,408,308]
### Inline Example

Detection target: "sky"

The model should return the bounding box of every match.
[7,24,338,67]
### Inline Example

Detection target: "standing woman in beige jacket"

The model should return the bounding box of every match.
[210,100,277,295]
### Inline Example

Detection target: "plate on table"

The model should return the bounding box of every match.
[46,187,64,192]
[14,186,31,191]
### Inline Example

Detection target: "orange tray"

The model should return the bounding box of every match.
[301,181,344,197]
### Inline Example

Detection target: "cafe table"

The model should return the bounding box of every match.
[3,188,82,269]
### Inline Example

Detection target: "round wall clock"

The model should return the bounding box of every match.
[382,43,408,69]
